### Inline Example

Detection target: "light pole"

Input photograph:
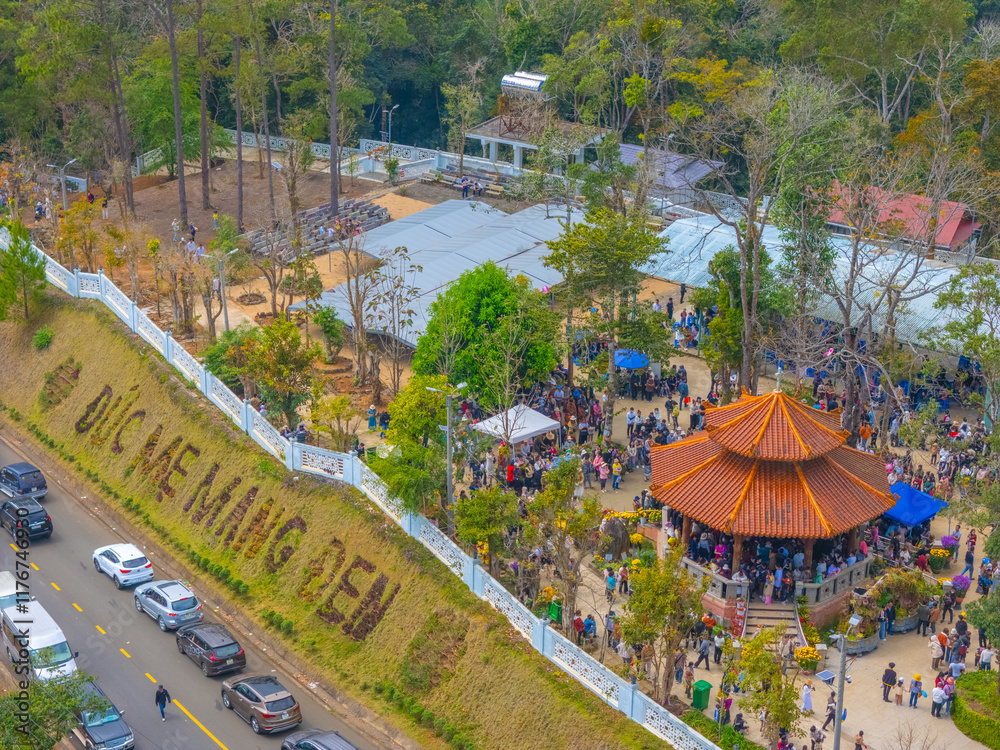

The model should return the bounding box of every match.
[388,104,400,145]
[204,248,238,332]
[46,158,77,212]
[831,614,862,750]
[426,382,467,535]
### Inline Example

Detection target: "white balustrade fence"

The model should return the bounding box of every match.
[1,226,719,750]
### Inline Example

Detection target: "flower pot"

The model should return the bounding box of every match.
[895,613,920,633]
[844,632,881,655]
[798,658,819,672]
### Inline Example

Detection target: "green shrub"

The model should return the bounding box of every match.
[420,708,435,726]
[280,618,292,635]
[372,682,384,694]
[384,686,396,701]
[238,583,249,595]
[682,710,767,750]
[443,724,456,741]
[360,681,370,691]
[433,717,446,736]
[954,672,1000,749]
[402,697,415,714]
[261,609,275,625]
[32,326,54,350]
[218,569,231,581]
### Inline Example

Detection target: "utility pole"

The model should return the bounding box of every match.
[831,614,862,750]
[46,158,77,211]
[426,382,467,536]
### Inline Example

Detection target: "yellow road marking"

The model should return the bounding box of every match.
[72,603,82,612]
[95,625,106,634]
[8,543,16,550]
[174,700,229,750]
[119,648,131,658]
[145,672,156,683]
[50,582,60,591]
[30,563,38,571]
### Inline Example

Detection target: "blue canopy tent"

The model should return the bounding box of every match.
[615,350,649,369]
[885,482,947,526]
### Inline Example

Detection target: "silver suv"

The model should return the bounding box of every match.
[133,580,203,631]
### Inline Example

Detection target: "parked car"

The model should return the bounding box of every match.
[176,622,246,676]
[72,681,135,750]
[133,580,203,631]
[221,674,303,734]
[0,462,47,502]
[0,498,52,540]
[93,543,154,590]
[282,729,360,750]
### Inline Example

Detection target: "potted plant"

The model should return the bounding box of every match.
[929,549,950,572]
[951,574,972,603]
[941,535,960,558]
[795,645,822,672]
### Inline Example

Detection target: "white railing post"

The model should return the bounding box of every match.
[129,300,138,332]
[97,268,106,298]
[163,330,174,364]
[283,438,294,471]
[618,680,639,720]
[241,399,253,434]
[201,368,211,397]
[72,268,81,298]
[532,618,548,653]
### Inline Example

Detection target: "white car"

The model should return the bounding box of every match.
[93,543,154,590]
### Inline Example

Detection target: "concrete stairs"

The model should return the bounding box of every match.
[744,601,800,642]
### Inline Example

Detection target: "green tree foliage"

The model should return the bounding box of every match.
[454,486,518,576]
[617,547,708,704]
[202,322,260,396]
[0,217,47,320]
[412,263,560,406]
[312,307,346,363]
[384,373,449,447]
[0,671,106,750]
[731,626,803,749]
[242,318,321,429]
[370,440,446,516]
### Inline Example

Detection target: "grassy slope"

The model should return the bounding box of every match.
[0,299,666,750]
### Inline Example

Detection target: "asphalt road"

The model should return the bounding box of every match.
[0,435,383,750]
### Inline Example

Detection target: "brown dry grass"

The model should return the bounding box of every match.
[0,297,666,750]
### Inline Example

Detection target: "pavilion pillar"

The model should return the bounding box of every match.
[489,142,498,162]
[847,526,859,553]
[681,515,692,549]
[481,138,488,158]
[732,534,743,571]
[803,539,815,572]
[575,147,585,164]
[513,145,524,169]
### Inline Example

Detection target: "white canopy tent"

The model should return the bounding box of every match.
[471,404,560,445]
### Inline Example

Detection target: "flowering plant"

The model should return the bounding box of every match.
[950,574,971,594]
[941,535,959,551]
[795,646,822,662]
[930,548,951,558]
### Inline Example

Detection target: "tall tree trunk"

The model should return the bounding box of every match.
[329,0,339,219]
[97,0,135,216]
[164,0,188,225]
[234,37,244,231]
[253,35,276,225]
[198,0,210,210]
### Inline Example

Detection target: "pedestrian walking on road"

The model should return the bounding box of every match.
[155,685,172,720]
[821,692,836,731]
[881,662,897,702]
[854,730,866,750]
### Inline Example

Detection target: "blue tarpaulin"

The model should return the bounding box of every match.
[885,482,948,526]
[615,350,649,369]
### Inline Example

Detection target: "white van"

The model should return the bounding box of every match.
[0,572,18,612]
[1,600,78,680]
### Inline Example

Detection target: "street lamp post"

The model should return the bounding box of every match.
[426,382,467,536]
[831,614,862,750]
[46,158,78,212]
[388,104,400,145]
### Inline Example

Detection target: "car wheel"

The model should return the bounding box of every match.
[113,576,123,590]
[93,558,101,573]
[176,639,185,654]
[5,647,12,663]
[201,661,209,676]
[250,717,261,734]
[158,616,168,632]
[134,597,142,612]
[222,690,232,709]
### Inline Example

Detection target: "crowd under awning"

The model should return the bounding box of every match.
[885,482,948,527]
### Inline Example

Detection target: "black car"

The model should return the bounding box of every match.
[0,498,52,540]
[282,729,360,750]
[72,682,135,750]
[0,462,47,502]
[176,622,246,676]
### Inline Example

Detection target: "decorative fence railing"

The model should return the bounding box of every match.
[1,227,719,750]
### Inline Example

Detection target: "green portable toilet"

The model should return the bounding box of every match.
[548,600,563,624]
[692,680,713,710]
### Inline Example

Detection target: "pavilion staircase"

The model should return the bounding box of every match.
[743,601,799,646]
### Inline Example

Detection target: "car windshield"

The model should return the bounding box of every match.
[213,642,241,658]
[83,704,121,727]
[18,471,43,488]
[30,641,73,668]
[0,593,17,611]
[172,596,197,611]
[265,696,296,712]
[122,557,148,568]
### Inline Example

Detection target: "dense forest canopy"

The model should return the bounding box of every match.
[2,0,1000,176]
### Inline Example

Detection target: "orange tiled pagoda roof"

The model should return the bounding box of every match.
[650,390,894,539]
